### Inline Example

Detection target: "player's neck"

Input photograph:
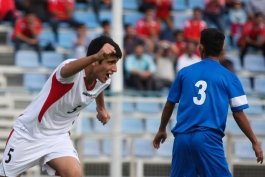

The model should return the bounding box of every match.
[204,56,219,62]
[84,67,96,86]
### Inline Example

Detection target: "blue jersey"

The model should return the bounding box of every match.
[168,59,248,137]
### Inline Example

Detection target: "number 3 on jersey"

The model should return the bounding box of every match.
[193,80,207,105]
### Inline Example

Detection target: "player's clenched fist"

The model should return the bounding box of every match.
[97,43,116,60]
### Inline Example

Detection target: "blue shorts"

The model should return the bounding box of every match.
[170,130,232,177]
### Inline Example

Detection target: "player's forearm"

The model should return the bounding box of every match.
[159,101,175,131]
[233,111,259,145]
[17,33,32,43]
[60,54,99,78]
[96,92,106,109]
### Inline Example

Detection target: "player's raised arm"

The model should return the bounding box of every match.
[60,43,116,78]
[233,110,263,164]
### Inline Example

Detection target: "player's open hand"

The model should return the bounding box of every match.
[97,43,116,60]
[252,143,263,164]
[153,130,167,149]
[96,107,110,125]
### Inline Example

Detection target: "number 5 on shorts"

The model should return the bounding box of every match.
[5,148,14,163]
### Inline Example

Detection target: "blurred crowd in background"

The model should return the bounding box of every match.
[0,0,265,92]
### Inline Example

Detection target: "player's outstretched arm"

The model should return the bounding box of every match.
[233,110,264,164]
[61,43,116,78]
[153,101,175,149]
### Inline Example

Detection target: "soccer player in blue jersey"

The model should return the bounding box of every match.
[153,28,263,177]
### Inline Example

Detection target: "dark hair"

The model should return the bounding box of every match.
[174,30,183,37]
[124,24,132,30]
[200,28,225,57]
[255,12,263,18]
[86,36,122,61]
[25,9,35,16]
[193,7,202,13]
[101,20,110,27]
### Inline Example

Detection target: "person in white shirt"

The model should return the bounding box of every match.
[0,36,122,177]
[176,42,201,72]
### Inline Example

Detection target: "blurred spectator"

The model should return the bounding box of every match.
[153,41,176,90]
[176,42,201,72]
[237,12,265,67]
[72,24,93,58]
[48,0,82,41]
[204,0,226,32]
[145,0,173,29]
[23,0,49,22]
[229,1,247,35]
[0,0,19,25]
[160,24,175,42]
[125,43,156,91]
[101,20,111,37]
[136,6,160,41]
[91,0,112,24]
[123,24,145,57]
[12,11,41,59]
[246,0,265,20]
[219,48,234,72]
[184,7,207,44]
[174,30,186,59]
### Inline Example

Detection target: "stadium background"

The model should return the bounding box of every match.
[0,0,265,176]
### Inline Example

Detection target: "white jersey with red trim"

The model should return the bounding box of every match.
[14,59,110,138]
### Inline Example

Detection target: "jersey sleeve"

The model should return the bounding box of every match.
[55,59,78,84]
[167,70,182,103]
[227,75,249,112]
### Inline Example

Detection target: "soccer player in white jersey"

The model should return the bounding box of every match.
[153,28,263,177]
[0,36,122,177]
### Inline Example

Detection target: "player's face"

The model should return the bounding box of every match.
[94,56,119,83]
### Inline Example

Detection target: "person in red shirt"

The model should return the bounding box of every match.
[136,6,160,40]
[0,0,19,25]
[184,7,207,44]
[238,12,265,66]
[48,0,82,41]
[12,10,42,60]
[174,30,186,59]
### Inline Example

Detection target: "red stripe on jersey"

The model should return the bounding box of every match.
[5,129,14,148]
[38,73,74,122]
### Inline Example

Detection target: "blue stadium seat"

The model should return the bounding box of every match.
[156,140,173,158]
[173,0,187,11]
[102,139,128,156]
[244,105,263,115]
[123,13,143,27]
[85,101,110,113]
[244,54,265,72]
[75,2,89,10]
[136,102,161,114]
[225,119,242,134]
[134,139,154,157]
[146,118,161,133]
[81,117,92,133]
[93,118,112,133]
[122,0,138,10]
[238,76,252,94]
[58,31,75,49]
[254,76,265,95]
[122,102,135,113]
[39,31,55,48]
[122,118,144,133]
[58,22,71,28]
[15,50,40,68]
[74,11,99,29]
[41,52,63,69]
[23,73,47,91]
[262,142,265,152]
[225,54,242,72]
[188,0,205,9]
[170,118,177,130]
[99,11,112,24]
[234,141,255,159]
[83,138,101,156]
[250,120,265,134]
[173,13,192,30]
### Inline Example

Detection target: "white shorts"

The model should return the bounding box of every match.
[0,127,79,177]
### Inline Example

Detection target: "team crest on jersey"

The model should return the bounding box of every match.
[82,92,97,98]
